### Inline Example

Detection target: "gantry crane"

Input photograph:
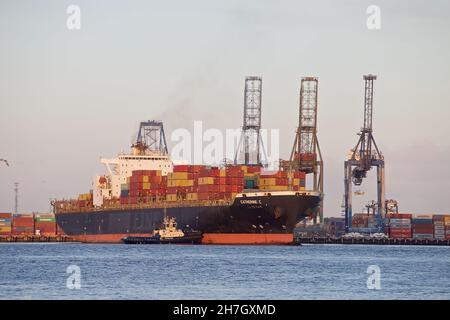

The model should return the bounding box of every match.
[235,76,267,166]
[344,75,385,232]
[281,77,324,224]
[133,120,168,156]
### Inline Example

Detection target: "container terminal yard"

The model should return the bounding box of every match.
[1,75,449,245]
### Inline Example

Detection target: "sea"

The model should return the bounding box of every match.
[0,243,449,300]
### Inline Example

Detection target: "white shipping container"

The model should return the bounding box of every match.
[390,218,411,223]
[413,234,433,239]
[414,214,433,219]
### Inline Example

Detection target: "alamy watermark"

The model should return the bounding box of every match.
[66,5,81,30]
[367,5,381,30]
[170,121,280,172]
[366,265,381,290]
[66,265,81,289]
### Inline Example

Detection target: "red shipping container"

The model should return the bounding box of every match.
[35,222,56,235]
[12,226,34,235]
[132,170,144,177]
[173,165,190,172]
[389,228,412,234]
[166,187,179,195]
[276,178,288,185]
[188,165,203,173]
[412,225,434,232]
[0,213,12,219]
[388,213,413,219]
[13,216,34,227]
[198,170,210,178]
[209,169,220,177]
[198,185,219,193]
[246,166,261,173]
[294,171,306,179]
[198,193,210,201]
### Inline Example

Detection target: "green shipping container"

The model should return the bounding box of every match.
[245,180,256,189]
[35,218,56,222]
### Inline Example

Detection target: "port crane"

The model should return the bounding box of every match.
[344,75,385,233]
[234,76,268,167]
[281,77,324,224]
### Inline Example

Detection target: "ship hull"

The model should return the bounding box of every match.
[56,191,321,244]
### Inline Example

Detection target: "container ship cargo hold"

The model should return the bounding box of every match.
[53,123,322,244]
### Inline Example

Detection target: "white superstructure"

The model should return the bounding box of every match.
[93,146,173,207]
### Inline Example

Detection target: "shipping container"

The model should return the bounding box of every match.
[412,219,433,224]
[388,213,413,219]
[173,165,191,172]
[414,214,433,219]
[412,234,434,239]
[0,213,12,219]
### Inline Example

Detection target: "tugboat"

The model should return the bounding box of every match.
[122,214,203,244]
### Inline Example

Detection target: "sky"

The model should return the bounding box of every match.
[0,0,450,216]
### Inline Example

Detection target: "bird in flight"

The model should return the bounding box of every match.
[0,159,9,167]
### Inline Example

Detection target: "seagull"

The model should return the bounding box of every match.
[0,159,9,167]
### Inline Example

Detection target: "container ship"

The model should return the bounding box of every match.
[52,121,323,244]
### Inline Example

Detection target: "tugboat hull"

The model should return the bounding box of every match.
[122,232,203,244]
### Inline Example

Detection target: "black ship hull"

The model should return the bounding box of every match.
[56,191,322,244]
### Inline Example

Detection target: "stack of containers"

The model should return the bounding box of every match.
[120,183,129,199]
[125,170,166,204]
[167,165,197,201]
[412,214,434,239]
[258,171,305,191]
[224,166,244,199]
[352,214,368,228]
[445,216,450,239]
[259,171,289,191]
[289,171,306,191]
[34,214,57,236]
[433,215,446,240]
[197,167,222,201]
[388,213,412,238]
[0,213,12,236]
[241,165,262,189]
[78,193,93,208]
[12,213,35,235]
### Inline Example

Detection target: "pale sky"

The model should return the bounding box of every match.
[1,0,450,216]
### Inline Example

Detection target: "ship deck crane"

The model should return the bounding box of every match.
[344,75,385,233]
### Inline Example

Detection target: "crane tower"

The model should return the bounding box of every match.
[235,76,266,166]
[344,75,385,232]
[282,77,324,223]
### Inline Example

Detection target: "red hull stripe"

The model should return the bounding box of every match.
[70,233,293,245]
